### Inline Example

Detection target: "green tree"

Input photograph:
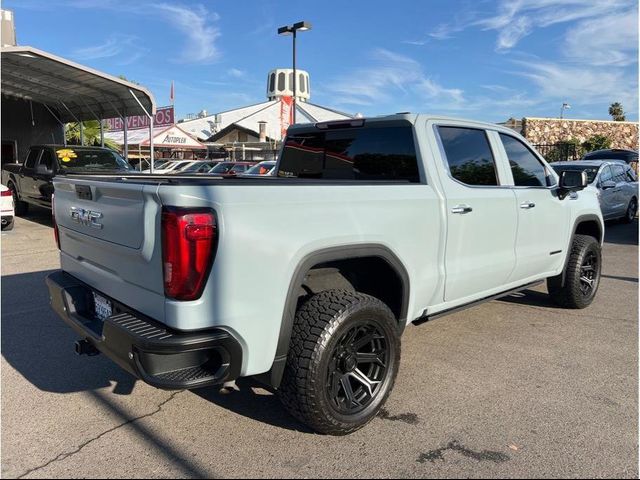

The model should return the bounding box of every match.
[609,102,626,121]
[65,120,120,150]
[582,134,612,152]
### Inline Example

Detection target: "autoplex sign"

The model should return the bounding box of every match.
[105,106,174,131]
[143,126,205,149]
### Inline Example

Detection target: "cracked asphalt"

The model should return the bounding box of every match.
[2,208,638,478]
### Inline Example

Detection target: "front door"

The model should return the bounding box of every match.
[598,165,618,220]
[497,133,571,280]
[435,125,518,302]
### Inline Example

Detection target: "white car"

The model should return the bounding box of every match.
[1,183,15,231]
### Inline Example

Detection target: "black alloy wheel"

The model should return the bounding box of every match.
[326,322,389,415]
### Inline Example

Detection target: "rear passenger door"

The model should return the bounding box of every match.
[611,164,631,216]
[434,125,518,303]
[497,133,570,281]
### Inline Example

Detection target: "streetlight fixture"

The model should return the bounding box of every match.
[560,102,571,119]
[278,20,312,124]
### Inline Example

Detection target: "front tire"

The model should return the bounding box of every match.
[547,234,601,309]
[8,182,28,217]
[279,289,401,435]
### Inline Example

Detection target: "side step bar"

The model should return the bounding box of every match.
[413,280,544,326]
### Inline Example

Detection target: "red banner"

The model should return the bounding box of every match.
[280,96,293,139]
[105,106,174,131]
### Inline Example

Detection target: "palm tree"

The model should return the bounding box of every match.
[65,120,120,150]
[609,102,626,121]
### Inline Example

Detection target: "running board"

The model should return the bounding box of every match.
[412,280,544,326]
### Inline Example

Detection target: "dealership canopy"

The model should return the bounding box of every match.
[1,45,155,122]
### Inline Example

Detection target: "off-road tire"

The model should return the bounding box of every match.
[547,234,601,309]
[8,182,28,216]
[279,289,401,435]
[1,218,14,231]
[621,197,637,224]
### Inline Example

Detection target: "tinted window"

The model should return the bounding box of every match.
[438,127,498,186]
[278,124,419,182]
[500,134,549,187]
[39,149,55,171]
[299,73,305,93]
[600,166,613,183]
[25,149,40,169]
[269,73,276,92]
[612,165,627,182]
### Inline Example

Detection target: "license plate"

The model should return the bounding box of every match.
[93,292,112,321]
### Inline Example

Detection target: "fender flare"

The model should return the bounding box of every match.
[559,214,604,286]
[263,243,410,389]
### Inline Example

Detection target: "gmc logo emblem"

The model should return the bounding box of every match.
[70,207,103,229]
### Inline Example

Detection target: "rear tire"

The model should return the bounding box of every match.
[8,182,28,217]
[279,289,401,435]
[547,234,601,309]
[621,197,637,224]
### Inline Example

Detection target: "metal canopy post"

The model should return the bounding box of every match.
[129,88,155,173]
[123,109,128,162]
[149,115,154,173]
[100,120,104,147]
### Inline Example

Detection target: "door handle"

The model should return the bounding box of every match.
[520,201,536,209]
[451,205,473,214]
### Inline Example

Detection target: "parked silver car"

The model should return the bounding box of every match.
[552,160,638,222]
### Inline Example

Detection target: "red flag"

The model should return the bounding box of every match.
[170,81,174,105]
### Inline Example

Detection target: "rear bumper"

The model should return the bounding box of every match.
[46,271,242,390]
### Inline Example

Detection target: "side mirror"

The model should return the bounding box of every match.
[36,164,53,176]
[560,170,588,190]
[600,180,616,190]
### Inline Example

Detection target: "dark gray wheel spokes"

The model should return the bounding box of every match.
[579,251,598,296]
[628,199,637,221]
[327,323,389,415]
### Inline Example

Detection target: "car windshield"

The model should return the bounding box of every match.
[551,164,600,183]
[210,162,235,174]
[153,161,170,170]
[245,162,275,175]
[56,148,132,172]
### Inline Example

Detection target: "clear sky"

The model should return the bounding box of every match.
[4,0,639,122]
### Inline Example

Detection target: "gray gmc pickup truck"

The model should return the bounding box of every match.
[46,114,604,435]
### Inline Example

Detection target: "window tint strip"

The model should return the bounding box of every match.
[438,126,499,186]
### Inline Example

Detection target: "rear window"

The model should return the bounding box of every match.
[56,148,131,172]
[551,165,599,183]
[277,124,420,182]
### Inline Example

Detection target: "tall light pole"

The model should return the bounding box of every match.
[278,21,312,125]
[560,102,571,119]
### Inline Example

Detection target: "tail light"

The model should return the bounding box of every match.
[52,193,60,250]
[162,208,217,301]
[0,189,11,197]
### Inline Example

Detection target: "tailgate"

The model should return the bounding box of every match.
[53,176,166,320]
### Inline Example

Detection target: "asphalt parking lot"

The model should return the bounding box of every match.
[2,207,638,479]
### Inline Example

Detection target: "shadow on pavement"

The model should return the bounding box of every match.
[16,205,55,228]
[2,269,215,477]
[603,219,638,246]
[1,269,135,394]
[497,289,558,308]
[193,378,313,434]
